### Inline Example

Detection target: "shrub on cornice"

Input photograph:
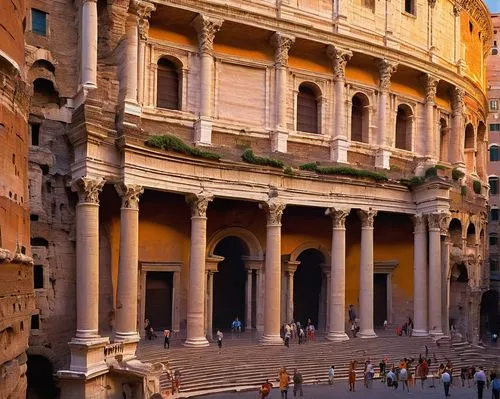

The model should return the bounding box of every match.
[241,148,284,168]
[284,167,294,176]
[473,180,482,194]
[145,135,222,160]
[425,167,438,178]
[452,168,465,181]
[298,163,388,182]
[435,164,446,170]
[399,176,425,188]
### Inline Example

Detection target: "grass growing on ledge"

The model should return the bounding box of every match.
[145,135,222,161]
[452,168,465,181]
[473,180,482,194]
[241,148,284,168]
[298,162,388,182]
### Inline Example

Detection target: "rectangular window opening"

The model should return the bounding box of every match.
[34,265,44,289]
[31,9,47,36]
[31,314,40,330]
[30,123,40,146]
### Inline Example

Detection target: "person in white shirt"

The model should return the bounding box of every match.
[216,329,223,354]
[399,367,409,392]
[441,370,451,397]
[386,369,398,389]
[474,366,487,399]
[328,365,335,385]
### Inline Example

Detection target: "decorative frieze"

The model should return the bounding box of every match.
[327,45,352,81]
[72,177,105,204]
[259,200,286,225]
[326,208,350,228]
[192,15,223,55]
[378,59,398,92]
[115,183,144,209]
[358,209,377,228]
[270,32,295,67]
[186,193,213,217]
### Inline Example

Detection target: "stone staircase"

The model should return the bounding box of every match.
[136,331,497,397]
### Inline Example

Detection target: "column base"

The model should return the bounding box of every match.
[271,130,288,153]
[194,117,213,146]
[64,336,109,378]
[114,333,140,360]
[358,330,377,339]
[430,330,444,337]
[412,329,429,337]
[375,148,391,169]
[330,137,349,163]
[259,334,283,345]
[184,336,210,347]
[326,331,349,342]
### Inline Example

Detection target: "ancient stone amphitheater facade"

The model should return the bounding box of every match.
[19,0,493,397]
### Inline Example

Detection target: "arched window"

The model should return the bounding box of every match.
[464,123,476,172]
[350,93,369,143]
[395,104,412,151]
[439,118,448,162]
[490,145,499,162]
[297,84,319,134]
[157,58,179,110]
[490,176,499,195]
[464,123,475,149]
[32,78,60,106]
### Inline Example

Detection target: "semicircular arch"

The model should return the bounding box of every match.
[206,227,263,259]
[289,241,330,264]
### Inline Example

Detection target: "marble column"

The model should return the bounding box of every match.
[185,194,212,347]
[204,256,222,339]
[259,199,286,345]
[125,12,139,103]
[283,261,299,323]
[358,209,377,338]
[412,214,428,336]
[192,15,223,145]
[451,87,466,167]
[327,46,352,163]
[428,213,444,336]
[441,237,452,336]
[326,207,350,341]
[424,74,439,159]
[256,269,264,332]
[322,267,331,331]
[115,184,144,350]
[81,0,98,88]
[245,269,253,330]
[270,32,294,153]
[375,59,398,169]
[173,271,181,332]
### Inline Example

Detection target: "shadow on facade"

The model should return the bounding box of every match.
[27,355,58,399]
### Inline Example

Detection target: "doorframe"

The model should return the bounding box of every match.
[374,260,398,324]
[139,261,182,337]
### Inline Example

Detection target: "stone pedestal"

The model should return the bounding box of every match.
[375,147,391,169]
[331,137,349,163]
[271,130,288,153]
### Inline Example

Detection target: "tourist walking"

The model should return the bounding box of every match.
[348,305,357,323]
[144,319,156,340]
[231,317,242,332]
[279,367,290,399]
[417,357,429,389]
[348,360,357,392]
[292,368,303,397]
[474,366,487,399]
[284,327,291,348]
[298,327,305,344]
[399,366,409,392]
[163,329,170,349]
[259,380,272,399]
[216,328,223,354]
[491,372,500,399]
[386,368,398,390]
[328,365,335,385]
[441,369,451,397]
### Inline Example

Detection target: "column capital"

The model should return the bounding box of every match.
[327,45,352,81]
[358,209,378,228]
[81,0,97,4]
[423,74,439,104]
[270,32,295,67]
[115,183,144,209]
[192,14,223,55]
[439,213,451,236]
[412,213,427,233]
[428,0,437,8]
[186,193,213,217]
[427,212,450,232]
[259,200,286,225]
[451,86,465,115]
[134,1,156,40]
[72,177,105,204]
[377,59,398,92]
[326,208,350,228]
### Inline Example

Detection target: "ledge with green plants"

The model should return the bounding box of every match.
[298,162,388,182]
[145,134,222,161]
[241,148,285,168]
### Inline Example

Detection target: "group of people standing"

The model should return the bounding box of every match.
[281,319,316,347]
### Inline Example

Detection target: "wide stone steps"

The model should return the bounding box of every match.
[137,333,494,396]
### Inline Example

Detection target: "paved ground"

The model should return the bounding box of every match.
[199,381,489,398]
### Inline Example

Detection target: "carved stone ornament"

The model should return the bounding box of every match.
[72,177,105,204]
[326,208,350,228]
[270,32,295,67]
[452,87,465,115]
[358,209,378,228]
[424,74,439,104]
[439,213,451,236]
[115,183,144,209]
[137,1,157,41]
[378,59,398,92]
[259,200,286,225]
[427,212,448,231]
[327,45,352,81]
[412,214,427,233]
[186,193,213,217]
[192,14,223,55]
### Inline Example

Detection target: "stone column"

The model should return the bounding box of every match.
[327,46,352,163]
[204,256,222,339]
[256,269,264,332]
[259,199,286,344]
[375,59,398,169]
[185,194,213,347]
[451,87,466,167]
[428,213,444,336]
[81,0,98,88]
[283,261,299,323]
[441,237,451,336]
[358,209,377,338]
[270,32,295,153]
[114,184,144,356]
[326,207,350,341]
[137,2,156,105]
[172,270,181,332]
[245,269,253,329]
[412,214,428,336]
[424,74,439,159]
[192,15,223,145]
[125,12,139,103]
[321,266,331,331]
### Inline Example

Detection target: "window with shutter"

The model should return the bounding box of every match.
[157,58,179,110]
[297,85,318,134]
[32,9,47,36]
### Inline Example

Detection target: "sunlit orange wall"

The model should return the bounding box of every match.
[149,27,196,46]
[460,13,483,84]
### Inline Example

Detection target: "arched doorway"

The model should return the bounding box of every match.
[293,249,324,327]
[213,236,247,331]
[480,289,500,337]
[449,263,468,337]
[27,355,58,399]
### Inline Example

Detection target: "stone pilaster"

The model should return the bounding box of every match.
[81,0,98,88]
[270,32,295,153]
[358,209,377,338]
[185,193,213,347]
[205,255,223,339]
[192,15,223,145]
[327,46,352,163]
[424,74,439,159]
[114,183,144,358]
[259,199,286,344]
[427,213,444,336]
[451,87,466,167]
[326,207,350,341]
[412,214,428,336]
[136,1,156,105]
[282,261,299,324]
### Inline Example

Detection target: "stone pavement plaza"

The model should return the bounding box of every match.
[201,381,488,398]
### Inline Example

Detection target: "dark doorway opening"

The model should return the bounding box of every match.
[213,236,247,331]
[480,289,500,337]
[145,272,173,330]
[294,249,323,327]
[373,274,388,327]
[27,355,58,399]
